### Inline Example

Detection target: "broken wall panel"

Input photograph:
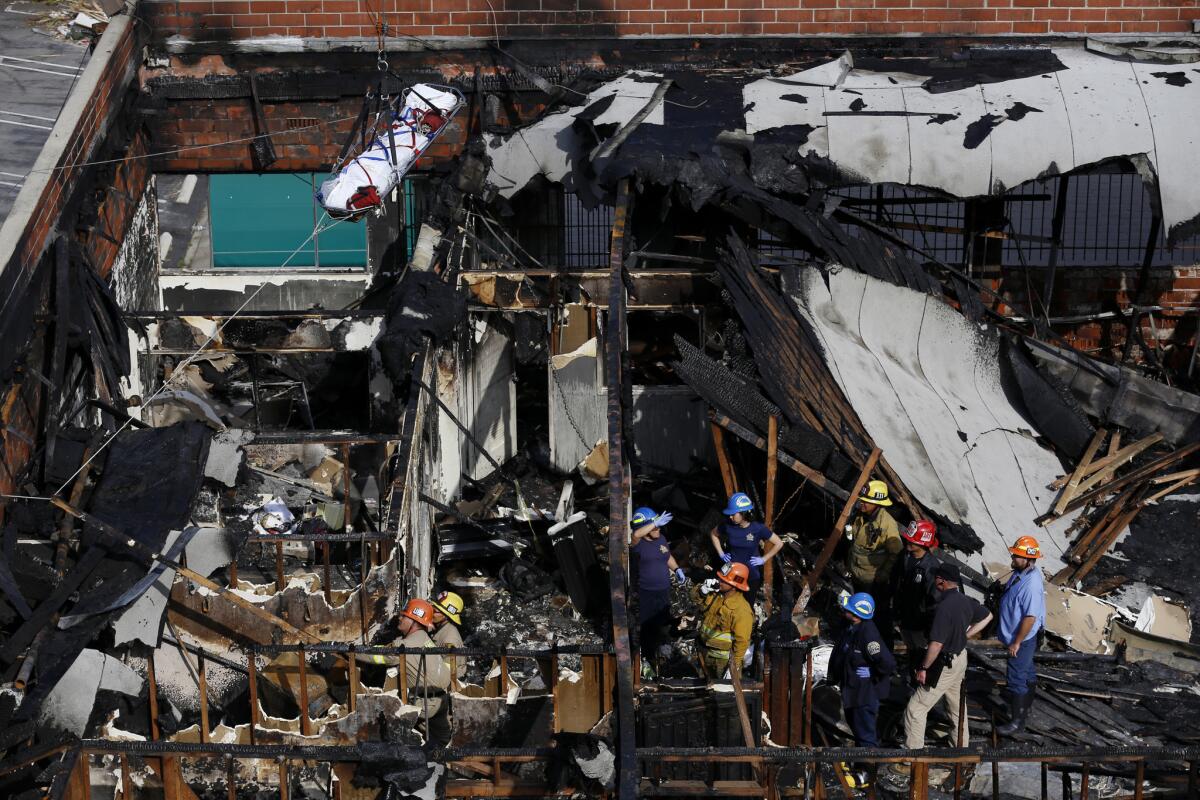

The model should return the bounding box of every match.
[433,313,518,502]
[549,337,608,474]
[785,265,1078,565]
[630,385,712,474]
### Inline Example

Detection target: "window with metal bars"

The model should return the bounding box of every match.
[815,173,1200,270]
[400,181,614,269]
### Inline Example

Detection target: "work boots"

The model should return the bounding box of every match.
[996,690,1034,736]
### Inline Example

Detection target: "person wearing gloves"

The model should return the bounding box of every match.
[631,506,684,676]
[828,591,896,789]
[709,492,783,601]
[692,562,755,679]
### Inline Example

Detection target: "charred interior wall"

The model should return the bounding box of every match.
[994,265,1200,365]
[140,0,1194,39]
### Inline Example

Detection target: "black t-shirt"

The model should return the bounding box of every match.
[928,589,989,657]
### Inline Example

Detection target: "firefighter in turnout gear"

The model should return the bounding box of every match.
[846,479,903,644]
[430,590,466,681]
[828,591,896,789]
[692,562,754,678]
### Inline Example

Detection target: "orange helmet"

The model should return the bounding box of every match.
[400,598,435,629]
[716,562,751,592]
[1009,536,1042,560]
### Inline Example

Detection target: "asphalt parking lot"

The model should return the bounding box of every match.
[0,2,91,224]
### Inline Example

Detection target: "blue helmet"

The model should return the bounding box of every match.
[841,591,876,620]
[722,492,754,516]
[632,507,656,526]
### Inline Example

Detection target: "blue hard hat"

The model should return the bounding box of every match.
[722,492,754,516]
[841,591,876,620]
[632,507,656,526]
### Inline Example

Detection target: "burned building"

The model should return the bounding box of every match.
[0,1,1199,797]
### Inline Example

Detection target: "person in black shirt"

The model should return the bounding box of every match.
[892,520,943,658]
[900,563,992,759]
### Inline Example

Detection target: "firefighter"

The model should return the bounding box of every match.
[996,536,1046,736]
[845,480,903,645]
[709,492,783,601]
[828,592,896,789]
[899,564,991,763]
[396,598,453,748]
[630,506,682,676]
[892,520,942,658]
[692,562,755,678]
[430,590,466,681]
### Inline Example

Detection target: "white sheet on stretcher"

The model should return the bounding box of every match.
[317,84,459,217]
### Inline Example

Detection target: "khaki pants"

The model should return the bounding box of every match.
[904,650,968,749]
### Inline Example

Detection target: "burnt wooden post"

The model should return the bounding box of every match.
[347,648,358,714]
[297,645,312,736]
[274,542,285,592]
[247,653,260,746]
[198,652,210,744]
[763,414,779,614]
[911,761,930,800]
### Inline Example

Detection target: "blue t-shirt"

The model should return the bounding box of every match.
[999,566,1046,644]
[720,520,773,577]
[633,536,673,592]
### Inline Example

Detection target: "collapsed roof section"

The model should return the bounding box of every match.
[487,43,1200,241]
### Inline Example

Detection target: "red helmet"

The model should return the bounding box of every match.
[716,562,751,592]
[902,520,938,548]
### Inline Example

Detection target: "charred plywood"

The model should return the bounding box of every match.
[786,265,1078,565]
[433,314,518,501]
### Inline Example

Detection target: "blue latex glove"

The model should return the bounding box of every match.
[674,568,686,583]
[749,556,766,567]
[855,666,871,679]
[721,553,733,564]
[653,511,673,528]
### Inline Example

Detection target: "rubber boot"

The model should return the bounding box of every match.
[996,690,1032,736]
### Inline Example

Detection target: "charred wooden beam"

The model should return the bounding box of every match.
[606,178,638,800]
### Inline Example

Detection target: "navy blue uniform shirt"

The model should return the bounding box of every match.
[828,618,896,709]
[720,521,773,578]
[633,536,672,592]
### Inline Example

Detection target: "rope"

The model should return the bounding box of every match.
[25,114,360,175]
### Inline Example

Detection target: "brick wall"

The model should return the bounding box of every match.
[141,0,1196,40]
[148,95,469,172]
[996,265,1200,370]
[0,13,149,503]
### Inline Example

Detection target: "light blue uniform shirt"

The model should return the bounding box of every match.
[999,566,1045,644]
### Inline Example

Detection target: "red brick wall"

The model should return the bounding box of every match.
[148,95,469,172]
[141,0,1195,39]
[0,15,148,502]
[10,18,143,279]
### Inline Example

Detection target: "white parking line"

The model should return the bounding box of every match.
[0,118,53,130]
[2,54,85,71]
[0,57,82,79]
[0,110,56,122]
[0,180,24,188]
[0,171,26,178]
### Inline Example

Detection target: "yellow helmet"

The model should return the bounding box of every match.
[859,479,892,507]
[431,590,464,625]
